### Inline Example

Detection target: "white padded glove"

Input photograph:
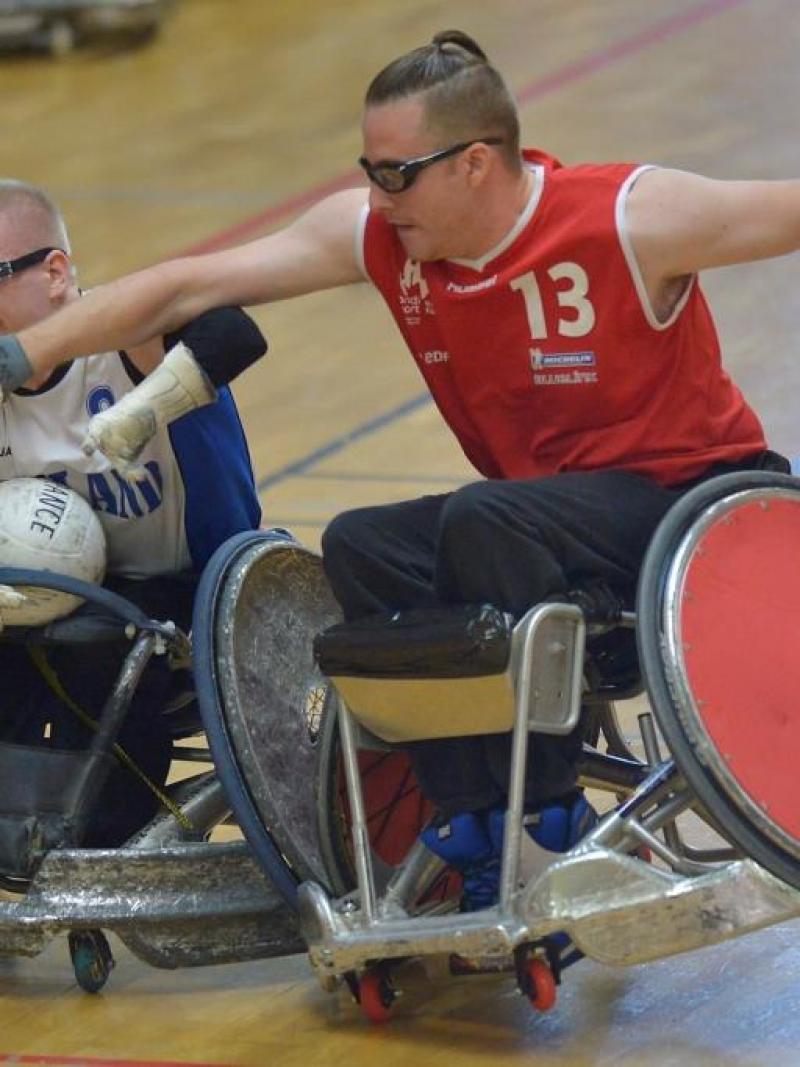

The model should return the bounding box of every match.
[81,341,216,476]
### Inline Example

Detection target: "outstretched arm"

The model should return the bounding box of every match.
[3,187,368,392]
[627,169,800,316]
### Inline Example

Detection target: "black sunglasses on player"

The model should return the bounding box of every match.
[358,137,504,193]
[0,247,61,282]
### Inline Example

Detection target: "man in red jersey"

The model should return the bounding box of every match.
[0,31,792,904]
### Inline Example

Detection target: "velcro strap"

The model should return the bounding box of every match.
[0,334,33,393]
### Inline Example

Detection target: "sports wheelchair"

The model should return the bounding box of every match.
[0,471,797,1015]
[0,0,173,56]
[0,529,314,993]
[183,471,800,1022]
[0,519,417,996]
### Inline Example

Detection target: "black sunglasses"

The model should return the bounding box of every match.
[0,247,61,282]
[358,137,504,193]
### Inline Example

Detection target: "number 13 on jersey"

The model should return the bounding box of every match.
[510,263,596,340]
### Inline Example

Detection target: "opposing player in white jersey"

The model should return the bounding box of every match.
[0,179,267,844]
[0,181,264,578]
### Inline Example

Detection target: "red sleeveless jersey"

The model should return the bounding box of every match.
[360,150,766,485]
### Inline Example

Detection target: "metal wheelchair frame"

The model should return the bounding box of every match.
[0,554,304,992]
[296,473,800,1020]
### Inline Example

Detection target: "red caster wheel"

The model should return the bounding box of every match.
[359,967,396,1023]
[523,957,557,1012]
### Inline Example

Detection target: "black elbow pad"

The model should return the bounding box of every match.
[164,306,267,388]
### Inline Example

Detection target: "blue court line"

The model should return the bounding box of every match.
[256,391,433,491]
[291,470,467,485]
[266,517,326,528]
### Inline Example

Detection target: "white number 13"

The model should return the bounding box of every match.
[510,263,596,340]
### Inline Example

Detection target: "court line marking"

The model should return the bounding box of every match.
[183,0,747,257]
[0,1055,234,1067]
[292,471,467,483]
[174,0,749,493]
[257,393,432,490]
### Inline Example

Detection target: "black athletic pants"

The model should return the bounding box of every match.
[321,459,787,817]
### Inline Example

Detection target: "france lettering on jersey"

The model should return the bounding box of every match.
[0,352,261,577]
[359,149,766,487]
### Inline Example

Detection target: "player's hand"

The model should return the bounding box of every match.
[0,584,26,609]
[82,341,215,479]
[0,584,27,631]
[0,584,24,631]
[82,402,153,481]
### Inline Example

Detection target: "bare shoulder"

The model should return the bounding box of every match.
[627,165,800,275]
[626,168,711,235]
[291,187,369,239]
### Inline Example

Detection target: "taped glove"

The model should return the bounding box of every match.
[82,341,216,476]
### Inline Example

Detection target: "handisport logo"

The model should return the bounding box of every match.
[399,259,435,326]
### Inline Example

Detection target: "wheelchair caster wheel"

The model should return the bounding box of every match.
[521,958,557,1012]
[68,929,115,994]
[358,967,396,1023]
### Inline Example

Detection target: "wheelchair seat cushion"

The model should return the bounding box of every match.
[314,604,514,679]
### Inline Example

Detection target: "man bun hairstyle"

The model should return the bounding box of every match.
[365,30,521,171]
[431,29,488,61]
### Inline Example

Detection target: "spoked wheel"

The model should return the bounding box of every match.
[319,733,462,907]
[69,929,115,994]
[637,471,800,890]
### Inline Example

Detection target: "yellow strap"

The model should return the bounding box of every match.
[27,644,195,834]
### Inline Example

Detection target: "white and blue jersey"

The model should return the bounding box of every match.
[0,350,261,577]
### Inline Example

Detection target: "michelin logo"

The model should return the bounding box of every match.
[531,348,598,385]
[531,350,596,369]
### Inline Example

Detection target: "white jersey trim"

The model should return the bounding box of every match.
[616,164,696,331]
[355,202,370,280]
[448,164,545,273]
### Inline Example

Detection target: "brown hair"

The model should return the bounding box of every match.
[364,30,521,171]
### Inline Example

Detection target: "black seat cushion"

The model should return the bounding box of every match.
[314,603,513,679]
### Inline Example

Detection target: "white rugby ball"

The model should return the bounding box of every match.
[0,477,106,626]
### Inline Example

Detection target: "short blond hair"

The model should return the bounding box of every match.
[0,179,71,254]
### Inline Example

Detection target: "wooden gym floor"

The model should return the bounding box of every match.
[1,0,799,1063]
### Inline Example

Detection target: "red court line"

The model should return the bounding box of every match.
[516,0,748,105]
[0,1056,233,1067]
[179,0,749,257]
